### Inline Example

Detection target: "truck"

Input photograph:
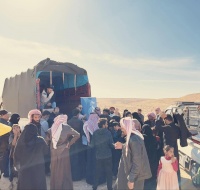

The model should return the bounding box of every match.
[166,102,200,186]
[2,58,91,117]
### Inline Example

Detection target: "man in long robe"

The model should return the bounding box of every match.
[46,114,80,190]
[68,108,86,181]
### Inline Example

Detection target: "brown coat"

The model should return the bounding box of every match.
[46,124,80,190]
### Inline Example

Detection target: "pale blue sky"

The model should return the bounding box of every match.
[0,0,199,98]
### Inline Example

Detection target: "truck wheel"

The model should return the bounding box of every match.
[190,163,200,187]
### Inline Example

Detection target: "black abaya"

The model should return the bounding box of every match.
[14,124,48,190]
[68,117,86,181]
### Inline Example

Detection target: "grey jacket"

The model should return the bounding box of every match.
[122,134,152,183]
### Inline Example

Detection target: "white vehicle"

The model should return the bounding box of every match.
[166,102,200,186]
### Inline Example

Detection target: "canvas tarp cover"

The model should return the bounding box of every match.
[36,58,87,75]
[2,69,36,118]
[2,59,89,118]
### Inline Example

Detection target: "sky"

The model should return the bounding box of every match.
[0,0,200,99]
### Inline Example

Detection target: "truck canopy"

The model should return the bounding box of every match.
[2,58,90,117]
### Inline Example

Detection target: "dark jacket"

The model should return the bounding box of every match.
[0,118,10,126]
[90,128,114,160]
[155,117,165,145]
[48,112,59,128]
[162,122,180,157]
[0,133,10,175]
[138,113,144,123]
[173,113,191,147]
[142,124,158,179]
[111,129,125,144]
[0,118,11,175]
[68,117,85,181]
[144,119,155,128]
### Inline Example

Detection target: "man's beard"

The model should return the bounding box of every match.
[32,120,40,125]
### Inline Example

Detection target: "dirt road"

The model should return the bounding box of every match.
[0,166,196,190]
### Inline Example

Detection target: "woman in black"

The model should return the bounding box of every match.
[132,112,144,126]
[142,124,158,190]
[14,124,48,190]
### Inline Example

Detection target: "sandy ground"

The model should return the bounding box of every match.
[0,166,197,190]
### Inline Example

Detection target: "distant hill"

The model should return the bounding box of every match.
[178,93,200,102]
[97,93,200,118]
[1,92,200,119]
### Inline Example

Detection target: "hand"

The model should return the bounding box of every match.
[171,156,176,163]
[127,181,134,189]
[115,142,123,149]
[13,128,18,137]
[47,103,51,106]
[66,142,70,149]
[17,131,21,138]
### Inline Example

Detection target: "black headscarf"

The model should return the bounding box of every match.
[142,124,157,151]
[132,112,144,126]
[14,123,40,171]
[9,114,20,125]
[112,115,121,123]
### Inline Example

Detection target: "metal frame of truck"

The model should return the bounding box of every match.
[166,102,200,186]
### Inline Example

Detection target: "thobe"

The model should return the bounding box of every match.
[68,116,86,181]
[46,124,80,190]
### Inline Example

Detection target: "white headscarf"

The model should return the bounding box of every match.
[28,109,41,122]
[120,117,144,156]
[83,113,99,143]
[51,114,68,149]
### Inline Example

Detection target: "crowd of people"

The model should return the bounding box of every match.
[0,105,188,190]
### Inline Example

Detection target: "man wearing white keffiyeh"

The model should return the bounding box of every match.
[46,114,80,190]
[114,117,152,190]
[51,115,68,149]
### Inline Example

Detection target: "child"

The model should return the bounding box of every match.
[9,124,21,189]
[157,145,179,190]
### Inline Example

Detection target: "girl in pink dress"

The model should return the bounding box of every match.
[157,145,179,190]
